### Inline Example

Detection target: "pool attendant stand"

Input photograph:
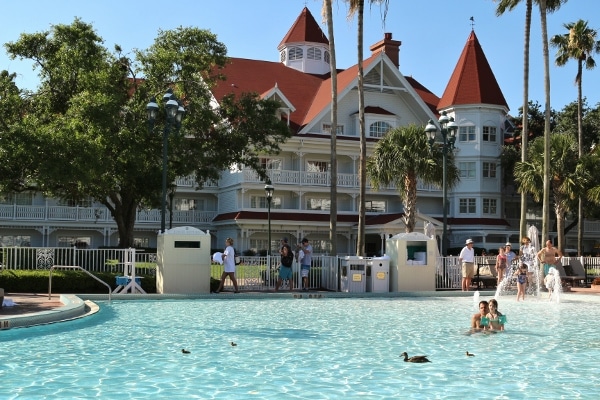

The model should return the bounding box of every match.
[112,248,146,294]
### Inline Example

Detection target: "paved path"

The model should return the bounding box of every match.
[1,293,63,316]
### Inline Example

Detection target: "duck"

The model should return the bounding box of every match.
[231,342,237,347]
[400,352,430,363]
[181,349,191,354]
[466,351,475,357]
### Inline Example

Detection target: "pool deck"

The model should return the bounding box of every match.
[2,287,599,330]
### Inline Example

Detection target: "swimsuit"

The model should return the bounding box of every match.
[517,273,527,284]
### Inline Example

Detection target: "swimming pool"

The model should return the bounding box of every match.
[1,294,599,399]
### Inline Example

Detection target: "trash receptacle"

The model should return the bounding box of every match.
[387,232,437,292]
[368,256,390,292]
[157,226,211,294]
[340,256,366,292]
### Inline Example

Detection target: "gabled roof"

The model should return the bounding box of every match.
[438,31,508,111]
[278,7,329,49]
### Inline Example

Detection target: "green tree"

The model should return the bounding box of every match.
[514,134,587,251]
[2,21,290,247]
[495,0,534,239]
[366,124,459,234]
[551,19,600,255]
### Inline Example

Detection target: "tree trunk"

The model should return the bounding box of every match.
[577,58,584,255]
[325,0,338,256]
[539,0,552,246]
[520,0,532,239]
[356,0,366,256]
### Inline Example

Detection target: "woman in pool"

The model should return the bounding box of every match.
[485,299,505,331]
[515,263,528,301]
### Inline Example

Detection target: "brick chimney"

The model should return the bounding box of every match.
[369,32,401,68]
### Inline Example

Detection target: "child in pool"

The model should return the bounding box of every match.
[515,263,528,301]
[485,298,505,331]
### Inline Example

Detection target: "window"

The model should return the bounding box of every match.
[483,199,497,215]
[369,121,392,138]
[307,47,321,60]
[483,126,497,142]
[280,51,286,63]
[322,123,344,135]
[0,235,31,247]
[174,198,202,211]
[133,238,149,248]
[459,126,476,142]
[58,236,91,248]
[58,198,92,207]
[251,196,281,209]
[289,47,303,60]
[482,162,497,178]
[459,198,476,214]
[306,198,330,210]
[365,200,386,213]
[260,158,281,170]
[307,161,328,173]
[459,162,476,179]
[324,51,330,64]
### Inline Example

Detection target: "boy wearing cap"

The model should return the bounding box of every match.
[459,239,476,291]
[504,242,517,278]
[298,238,312,291]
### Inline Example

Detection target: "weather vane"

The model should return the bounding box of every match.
[470,16,475,30]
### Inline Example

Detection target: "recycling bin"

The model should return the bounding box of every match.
[340,256,367,292]
[367,256,390,292]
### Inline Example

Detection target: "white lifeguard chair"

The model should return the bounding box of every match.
[113,248,147,294]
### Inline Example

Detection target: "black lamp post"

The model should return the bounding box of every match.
[265,184,274,265]
[146,88,185,233]
[425,111,457,256]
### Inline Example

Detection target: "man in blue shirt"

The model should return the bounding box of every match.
[504,242,517,278]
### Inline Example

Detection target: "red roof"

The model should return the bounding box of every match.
[278,7,329,49]
[438,31,508,110]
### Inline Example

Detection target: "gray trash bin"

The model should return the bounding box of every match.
[368,257,390,293]
[340,256,367,293]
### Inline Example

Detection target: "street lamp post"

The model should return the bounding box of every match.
[425,111,457,256]
[265,184,274,271]
[146,88,185,233]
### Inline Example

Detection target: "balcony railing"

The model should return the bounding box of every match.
[0,205,216,224]
[243,169,440,191]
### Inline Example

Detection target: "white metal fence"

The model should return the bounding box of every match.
[2,248,600,291]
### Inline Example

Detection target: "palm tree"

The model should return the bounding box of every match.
[495,0,533,240]
[514,134,585,251]
[346,0,388,256]
[366,124,460,234]
[322,0,339,255]
[551,19,600,255]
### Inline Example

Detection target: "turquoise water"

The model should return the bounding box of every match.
[1,295,600,399]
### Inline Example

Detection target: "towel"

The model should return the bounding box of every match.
[212,252,224,265]
[2,298,16,307]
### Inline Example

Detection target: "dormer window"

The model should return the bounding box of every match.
[289,47,303,60]
[324,51,330,64]
[369,121,392,138]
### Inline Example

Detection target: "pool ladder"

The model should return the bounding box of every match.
[48,265,111,302]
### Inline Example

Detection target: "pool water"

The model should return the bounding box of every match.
[1,295,600,399]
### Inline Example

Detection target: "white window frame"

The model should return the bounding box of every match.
[369,121,393,138]
[459,126,476,142]
[260,158,282,170]
[482,162,497,178]
[251,196,282,209]
[288,47,303,60]
[306,197,331,211]
[365,200,386,213]
[322,123,344,135]
[174,198,202,211]
[307,47,321,60]
[459,162,476,179]
[483,198,497,215]
[459,198,477,214]
[482,126,497,142]
[306,161,328,173]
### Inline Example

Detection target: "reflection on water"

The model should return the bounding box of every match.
[1,295,600,399]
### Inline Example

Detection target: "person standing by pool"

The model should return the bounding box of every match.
[519,236,537,288]
[298,238,312,291]
[515,263,528,301]
[485,299,505,331]
[276,237,294,292]
[495,246,507,286]
[537,239,562,277]
[504,242,517,277]
[215,237,240,294]
[459,239,476,291]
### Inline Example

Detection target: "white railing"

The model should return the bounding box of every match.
[4,248,599,291]
[0,205,216,225]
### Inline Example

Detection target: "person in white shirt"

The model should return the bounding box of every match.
[214,237,239,293]
[459,239,476,291]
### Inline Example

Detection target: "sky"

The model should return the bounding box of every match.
[1,0,599,116]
